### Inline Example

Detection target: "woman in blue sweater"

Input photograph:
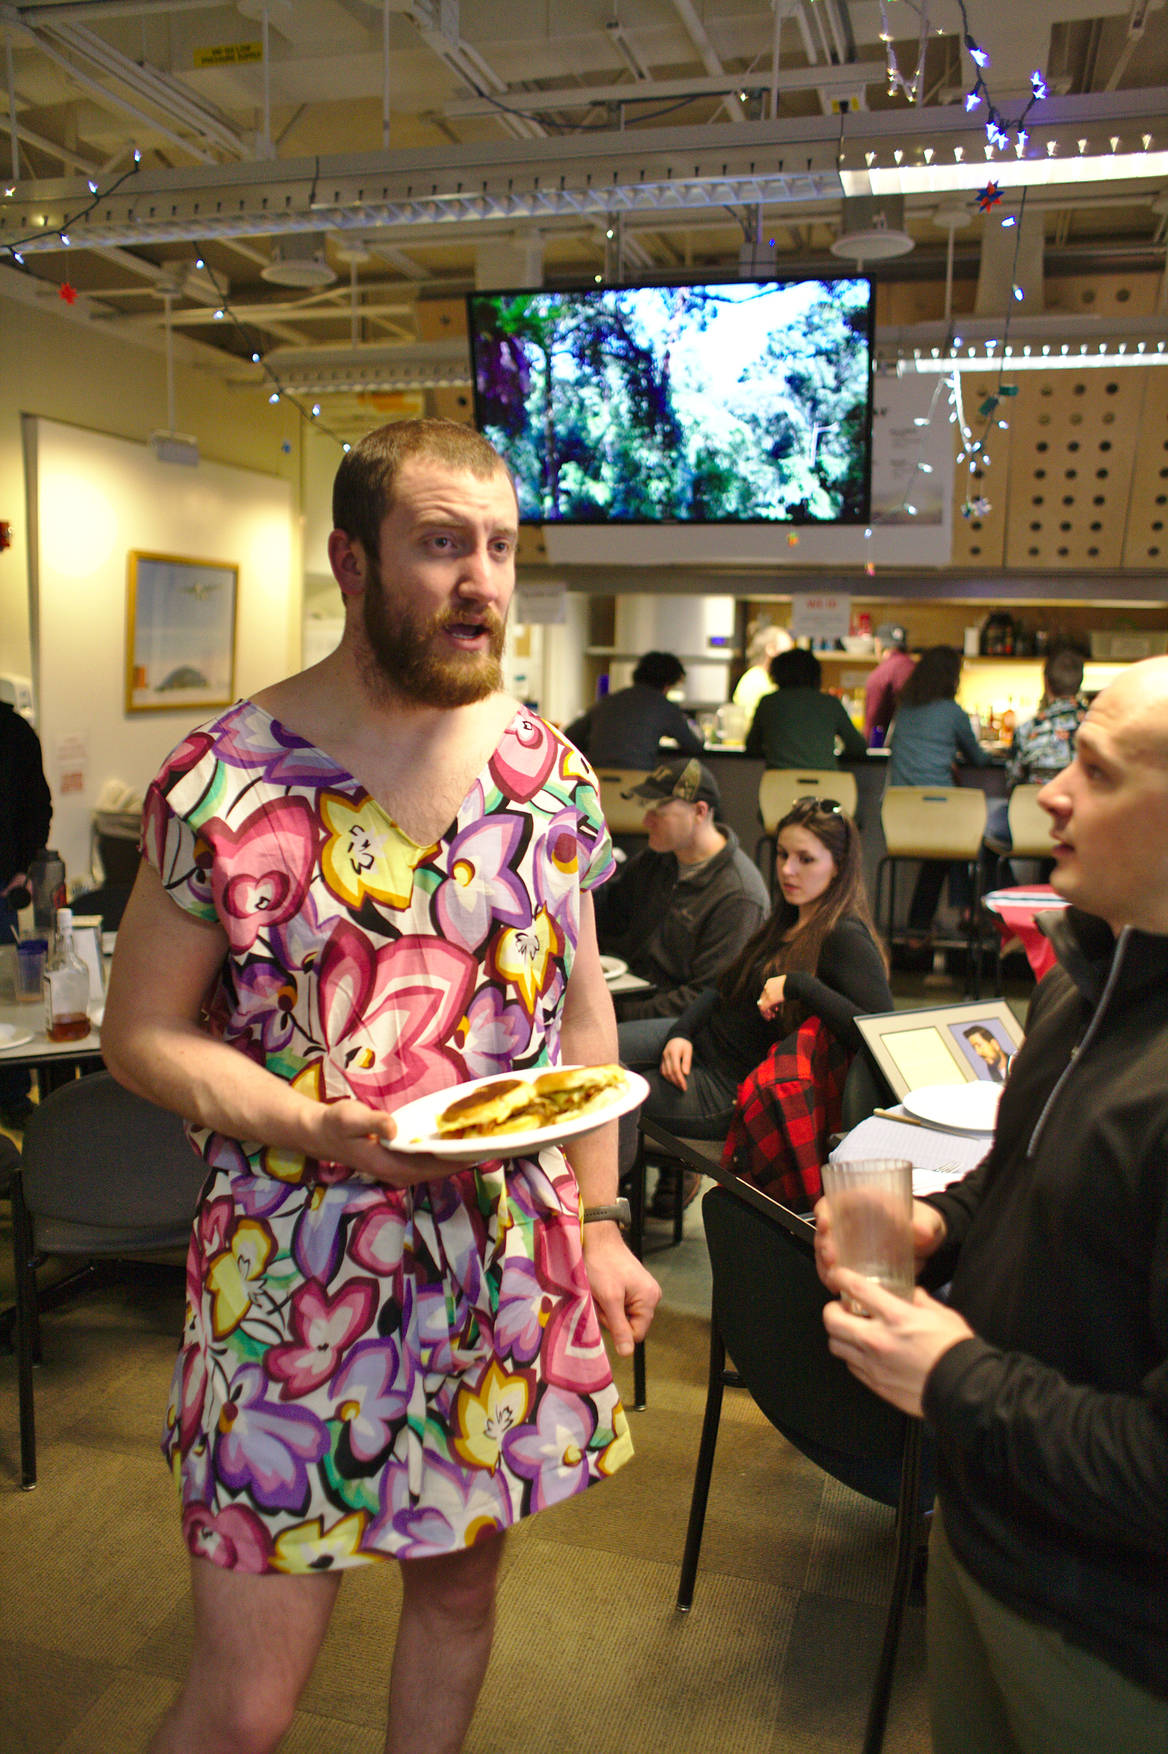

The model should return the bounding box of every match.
[887,645,991,941]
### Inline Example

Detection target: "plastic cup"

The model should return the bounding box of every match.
[821,1157,915,1314]
[15,936,48,1002]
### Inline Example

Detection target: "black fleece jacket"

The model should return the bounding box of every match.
[921,907,1168,1698]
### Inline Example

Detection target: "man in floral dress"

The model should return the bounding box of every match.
[103,418,660,1754]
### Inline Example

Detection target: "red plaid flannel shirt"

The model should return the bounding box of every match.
[720,1015,853,1212]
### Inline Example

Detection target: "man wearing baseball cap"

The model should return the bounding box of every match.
[864,622,915,745]
[594,757,769,1030]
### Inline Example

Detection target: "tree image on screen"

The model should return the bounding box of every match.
[470,279,871,523]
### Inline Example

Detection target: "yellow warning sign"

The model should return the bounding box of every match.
[193,42,263,68]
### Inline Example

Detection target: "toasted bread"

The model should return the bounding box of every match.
[434,1064,626,1139]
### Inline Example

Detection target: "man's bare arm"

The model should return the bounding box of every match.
[561,893,660,1353]
[102,861,442,1185]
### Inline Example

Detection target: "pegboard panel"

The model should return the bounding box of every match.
[949,374,1010,569]
[430,385,476,425]
[1122,368,1168,568]
[1043,272,1160,320]
[1002,371,1143,570]
[416,299,467,341]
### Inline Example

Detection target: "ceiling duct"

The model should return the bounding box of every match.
[830,194,914,262]
[261,234,337,289]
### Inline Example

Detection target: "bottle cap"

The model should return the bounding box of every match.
[56,907,73,930]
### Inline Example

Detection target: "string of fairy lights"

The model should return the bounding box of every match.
[1,151,352,454]
[872,0,1054,540]
[0,5,1096,505]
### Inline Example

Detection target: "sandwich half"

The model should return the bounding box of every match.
[434,1064,626,1140]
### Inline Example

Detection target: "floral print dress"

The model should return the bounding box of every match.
[144,699,631,1573]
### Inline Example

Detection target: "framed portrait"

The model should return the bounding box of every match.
[125,551,238,714]
[856,1000,1025,1101]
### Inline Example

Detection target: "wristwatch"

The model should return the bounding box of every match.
[582,1198,632,1227]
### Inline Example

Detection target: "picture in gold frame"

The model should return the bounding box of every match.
[125,550,238,714]
[855,1000,1025,1101]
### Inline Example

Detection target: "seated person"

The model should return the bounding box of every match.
[595,758,769,1028]
[986,643,1087,848]
[887,645,991,945]
[621,798,890,1216]
[564,650,703,770]
[746,647,868,769]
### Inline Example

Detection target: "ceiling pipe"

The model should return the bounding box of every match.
[6,43,20,183]
[670,0,746,125]
[20,27,220,163]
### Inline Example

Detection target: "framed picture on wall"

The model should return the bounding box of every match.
[125,551,239,714]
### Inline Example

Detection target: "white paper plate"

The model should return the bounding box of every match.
[902,1081,1002,1135]
[383,1065,649,1165]
[599,954,628,983]
[0,1023,34,1051]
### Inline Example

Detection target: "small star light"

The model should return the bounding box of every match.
[976,181,1003,213]
[58,282,77,304]
[962,496,992,519]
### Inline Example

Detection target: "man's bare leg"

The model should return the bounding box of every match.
[386,1534,506,1754]
[149,1558,342,1754]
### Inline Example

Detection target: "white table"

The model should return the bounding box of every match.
[0,997,105,1092]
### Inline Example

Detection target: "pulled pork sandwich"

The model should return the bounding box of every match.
[434,1064,626,1140]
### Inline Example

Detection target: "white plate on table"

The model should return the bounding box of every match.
[0,1023,34,1051]
[384,1065,649,1165]
[902,1081,1002,1135]
[598,954,628,984]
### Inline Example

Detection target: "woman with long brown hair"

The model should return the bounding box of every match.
[622,798,891,1209]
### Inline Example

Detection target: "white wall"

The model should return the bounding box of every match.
[30,417,296,888]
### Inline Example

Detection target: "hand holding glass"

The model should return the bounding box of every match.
[820,1158,915,1314]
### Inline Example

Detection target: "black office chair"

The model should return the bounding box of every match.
[12,1071,209,1488]
[678,1178,933,1754]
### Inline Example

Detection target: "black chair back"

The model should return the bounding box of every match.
[704,1184,915,1505]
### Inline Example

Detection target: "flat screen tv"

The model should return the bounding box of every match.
[466,275,873,526]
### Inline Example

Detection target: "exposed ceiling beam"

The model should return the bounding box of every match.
[443,61,888,117]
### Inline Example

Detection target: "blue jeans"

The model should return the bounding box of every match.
[617,1015,738,1173]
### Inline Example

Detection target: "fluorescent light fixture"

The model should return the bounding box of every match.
[843,146,1168,197]
[898,351,1168,374]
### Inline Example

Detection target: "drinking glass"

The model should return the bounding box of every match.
[821,1157,915,1314]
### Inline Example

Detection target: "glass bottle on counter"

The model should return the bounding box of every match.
[43,907,91,1042]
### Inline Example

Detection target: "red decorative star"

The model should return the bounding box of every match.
[58,281,77,304]
[975,181,1003,213]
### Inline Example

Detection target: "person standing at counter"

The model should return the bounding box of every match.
[864,622,915,745]
[564,650,703,770]
[745,647,868,770]
[731,621,793,731]
[887,645,992,946]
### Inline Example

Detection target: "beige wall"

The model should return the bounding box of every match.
[28,416,297,887]
[0,294,304,685]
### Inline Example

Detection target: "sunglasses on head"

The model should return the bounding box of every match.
[789,795,842,817]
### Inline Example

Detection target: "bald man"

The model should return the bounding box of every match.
[816,656,1168,1754]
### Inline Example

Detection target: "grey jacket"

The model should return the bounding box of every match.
[593,826,770,1019]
